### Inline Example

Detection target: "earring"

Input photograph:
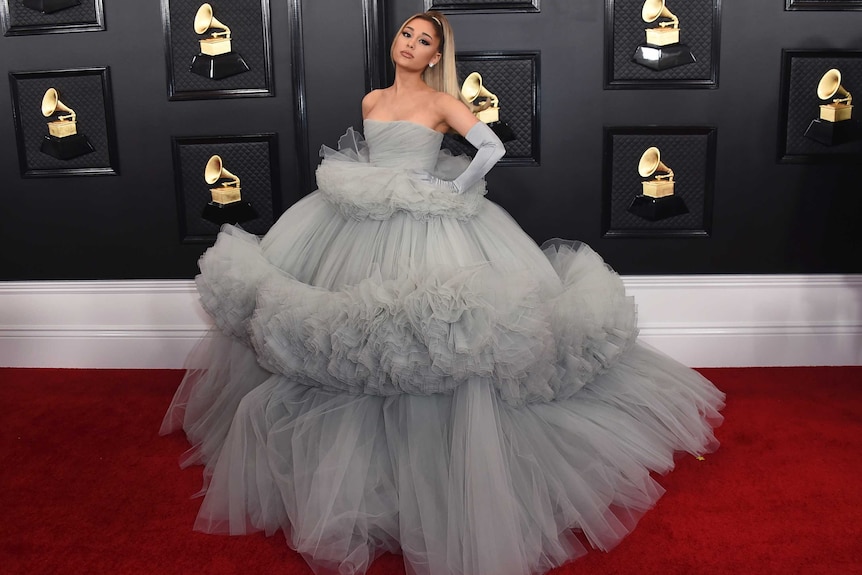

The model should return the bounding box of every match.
[429,62,435,68]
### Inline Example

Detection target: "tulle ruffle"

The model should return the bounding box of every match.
[316,127,487,221]
[194,226,277,343]
[194,226,639,407]
[165,336,723,575]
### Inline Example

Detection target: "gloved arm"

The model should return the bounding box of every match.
[415,122,506,194]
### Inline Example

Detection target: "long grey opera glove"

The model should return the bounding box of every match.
[414,122,506,194]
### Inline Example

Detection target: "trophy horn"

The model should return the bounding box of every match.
[817,68,852,106]
[205,155,240,188]
[642,0,679,28]
[638,147,674,181]
[460,72,499,108]
[194,3,230,37]
[41,88,76,122]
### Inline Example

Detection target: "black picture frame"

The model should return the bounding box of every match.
[785,0,862,10]
[777,49,862,163]
[602,126,716,238]
[161,0,274,100]
[172,133,281,243]
[9,67,119,177]
[0,0,104,36]
[424,0,539,13]
[444,51,541,166]
[604,0,721,89]
[362,0,388,92]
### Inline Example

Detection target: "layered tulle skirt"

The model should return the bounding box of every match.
[162,124,724,575]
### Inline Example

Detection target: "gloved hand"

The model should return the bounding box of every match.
[411,170,459,194]
[413,122,506,195]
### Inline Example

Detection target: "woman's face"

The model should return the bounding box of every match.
[392,17,441,72]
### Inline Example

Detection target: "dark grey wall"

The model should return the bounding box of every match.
[0,1,313,280]
[386,0,862,274]
[1,1,860,280]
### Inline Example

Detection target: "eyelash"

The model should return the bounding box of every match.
[402,31,431,46]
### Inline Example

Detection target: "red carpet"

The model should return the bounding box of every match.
[1,367,860,575]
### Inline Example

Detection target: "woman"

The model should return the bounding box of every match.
[162,11,724,575]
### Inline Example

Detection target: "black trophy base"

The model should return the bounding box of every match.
[190,52,250,80]
[488,121,516,143]
[627,195,689,222]
[202,201,258,226]
[633,43,697,71]
[22,0,81,14]
[803,118,862,147]
[40,134,95,160]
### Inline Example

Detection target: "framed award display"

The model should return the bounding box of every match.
[605,0,721,89]
[9,67,119,177]
[161,0,274,100]
[424,0,539,12]
[444,51,541,167]
[602,126,716,237]
[778,50,862,163]
[172,134,281,242]
[0,0,104,36]
[785,1,862,10]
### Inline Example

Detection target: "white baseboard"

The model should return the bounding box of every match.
[624,275,862,368]
[1,276,860,368]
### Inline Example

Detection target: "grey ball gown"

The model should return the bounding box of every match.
[161,119,725,575]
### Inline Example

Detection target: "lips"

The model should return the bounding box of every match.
[400,50,413,59]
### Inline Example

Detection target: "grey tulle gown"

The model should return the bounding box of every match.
[161,119,725,575]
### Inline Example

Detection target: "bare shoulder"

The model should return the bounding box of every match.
[432,91,478,136]
[431,91,462,112]
[362,89,385,118]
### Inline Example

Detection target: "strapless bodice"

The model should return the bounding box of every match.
[363,120,444,171]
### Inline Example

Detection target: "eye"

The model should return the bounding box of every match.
[402,31,411,38]
[419,38,430,46]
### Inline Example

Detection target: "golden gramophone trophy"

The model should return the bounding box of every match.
[803,68,859,146]
[39,88,95,161]
[627,146,688,221]
[460,72,516,142]
[201,155,258,225]
[189,3,250,80]
[22,0,81,14]
[632,0,696,71]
